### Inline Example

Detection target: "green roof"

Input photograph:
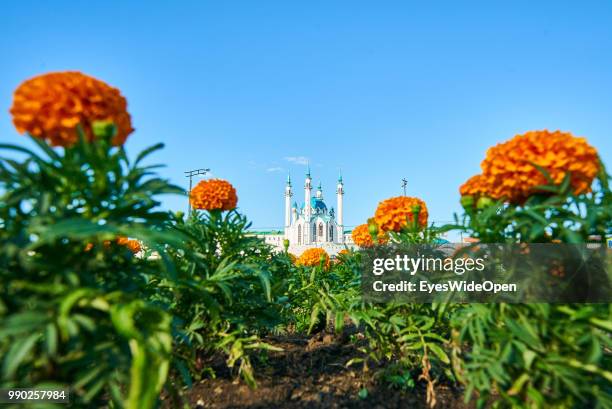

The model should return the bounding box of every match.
[248,230,283,235]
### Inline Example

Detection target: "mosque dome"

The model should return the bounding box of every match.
[311,197,327,212]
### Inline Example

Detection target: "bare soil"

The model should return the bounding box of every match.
[163,332,472,409]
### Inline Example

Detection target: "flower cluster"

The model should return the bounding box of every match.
[296,248,330,269]
[84,236,141,254]
[460,130,600,205]
[190,179,238,211]
[10,71,134,147]
[351,223,388,247]
[374,196,428,232]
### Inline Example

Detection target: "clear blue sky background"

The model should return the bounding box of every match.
[2,1,611,231]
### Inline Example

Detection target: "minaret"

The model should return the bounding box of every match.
[304,166,312,245]
[316,182,323,199]
[336,172,344,243]
[284,174,292,238]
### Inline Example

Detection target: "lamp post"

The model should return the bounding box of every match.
[185,168,210,216]
[401,178,407,196]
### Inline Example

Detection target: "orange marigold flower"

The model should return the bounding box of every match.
[117,236,142,253]
[459,174,492,197]
[296,248,330,269]
[190,179,238,211]
[125,240,142,254]
[335,248,350,264]
[10,71,134,147]
[479,130,600,204]
[85,236,141,253]
[374,196,428,232]
[351,223,388,247]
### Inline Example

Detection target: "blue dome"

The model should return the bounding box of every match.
[311,197,327,211]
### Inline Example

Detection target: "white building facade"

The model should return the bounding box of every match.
[260,170,354,256]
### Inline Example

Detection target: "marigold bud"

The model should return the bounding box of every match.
[368,222,379,237]
[92,121,117,139]
[476,196,494,210]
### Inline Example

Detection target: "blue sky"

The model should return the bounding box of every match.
[1,1,612,231]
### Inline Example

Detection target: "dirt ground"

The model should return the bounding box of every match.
[162,332,472,409]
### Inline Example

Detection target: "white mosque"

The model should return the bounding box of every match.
[258,169,354,256]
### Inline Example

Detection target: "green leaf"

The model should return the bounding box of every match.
[524,209,548,225]
[522,349,537,369]
[2,332,40,379]
[427,343,450,364]
[133,143,164,167]
[30,136,62,163]
[0,143,46,163]
[531,162,554,184]
[507,373,530,396]
[0,312,48,338]
[111,301,172,409]
[308,305,320,334]
[258,270,272,302]
[45,323,58,356]
[559,171,572,194]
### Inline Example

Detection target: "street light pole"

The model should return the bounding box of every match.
[185,168,210,217]
[401,178,407,196]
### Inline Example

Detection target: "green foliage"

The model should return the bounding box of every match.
[2,127,611,409]
[0,132,289,407]
[454,164,612,243]
[347,227,455,399]
[281,250,359,334]
[452,304,612,408]
[161,210,282,388]
[285,228,457,404]
[0,133,181,408]
[348,302,454,397]
[450,166,612,408]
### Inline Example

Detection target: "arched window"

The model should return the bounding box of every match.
[329,225,334,241]
[318,223,323,237]
[297,225,302,245]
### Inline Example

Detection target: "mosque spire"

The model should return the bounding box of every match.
[284,171,293,234]
[336,170,344,244]
[316,181,323,198]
